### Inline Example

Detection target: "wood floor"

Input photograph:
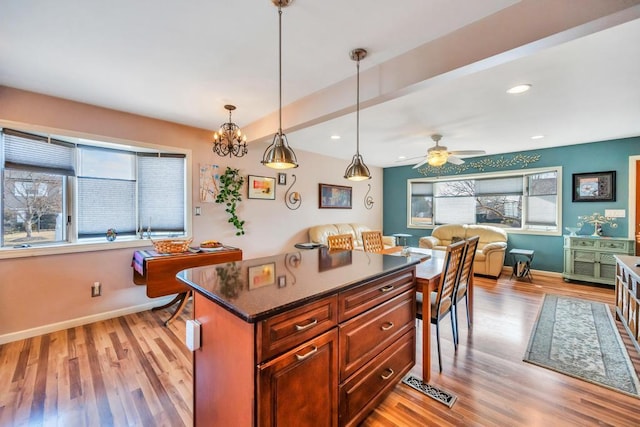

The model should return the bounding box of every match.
[1,273,639,426]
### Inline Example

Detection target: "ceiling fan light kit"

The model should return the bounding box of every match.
[344,47,371,181]
[412,133,486,169]
[262,0,299,170]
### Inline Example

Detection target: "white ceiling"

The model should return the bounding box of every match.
[2,0,640,168]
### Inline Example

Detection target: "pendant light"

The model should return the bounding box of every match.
[261,0,299,170]
[344,48,371,181]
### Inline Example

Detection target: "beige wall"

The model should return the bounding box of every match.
[0,86,384,342]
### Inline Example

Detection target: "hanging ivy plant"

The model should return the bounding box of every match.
[215,167,245,236]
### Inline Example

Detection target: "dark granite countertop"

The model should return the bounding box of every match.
[177,247,420,323]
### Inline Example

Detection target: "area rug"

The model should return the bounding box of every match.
[524,294,640,398]
[402,375,457,407]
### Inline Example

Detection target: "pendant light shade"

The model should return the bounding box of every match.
[262,132,298,169]
[262,0,299,170]
[344,48,371,181]
[344,154,371,181]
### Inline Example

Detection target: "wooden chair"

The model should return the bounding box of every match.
[361,230,384,253]
[453,235,480,346]
[327,233,354,251]
[416,239,467,372]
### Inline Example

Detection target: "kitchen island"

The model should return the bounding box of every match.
[178,247,420,427]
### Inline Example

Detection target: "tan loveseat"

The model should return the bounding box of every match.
[308,223,395,251]
[419,224,508,278]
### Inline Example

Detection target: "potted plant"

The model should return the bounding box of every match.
[215,167,245,236]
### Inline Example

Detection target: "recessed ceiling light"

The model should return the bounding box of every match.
[330,135,341,140]
[507,84,532,94]
[397,155,406,160]
[531,135,545,140]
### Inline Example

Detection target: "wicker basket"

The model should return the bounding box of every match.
[152,238,193,254]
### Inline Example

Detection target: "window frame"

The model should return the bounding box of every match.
[406,166,562,236]
[0,123,192,259]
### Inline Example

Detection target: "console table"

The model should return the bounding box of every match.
[563,236,634,286]
[132,247,242,325]
[614,255,640,353]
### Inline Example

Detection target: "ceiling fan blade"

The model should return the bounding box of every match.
[448,150,486,156]
[447,155,465,165]
[395,155,426,163]
[412,158,429,169]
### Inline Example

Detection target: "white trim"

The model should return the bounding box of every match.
[0,296,175,345]
[628,155,639,240]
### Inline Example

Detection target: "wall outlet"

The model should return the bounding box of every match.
[195,206,201,216]
[92,282,101,297]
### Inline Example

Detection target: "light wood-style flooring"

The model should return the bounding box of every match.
[1,273,639,426]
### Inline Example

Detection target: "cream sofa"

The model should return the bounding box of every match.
[419,224,508,278]
[308,223,395,251]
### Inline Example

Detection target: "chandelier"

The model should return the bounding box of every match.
[212,104,247,158]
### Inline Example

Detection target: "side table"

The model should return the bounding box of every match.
[392,233,412,247]
[509,248,534,281]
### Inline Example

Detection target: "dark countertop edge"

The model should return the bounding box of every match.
[178,259,420,323]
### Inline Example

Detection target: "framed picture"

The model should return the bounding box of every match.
[319,183,352,209]
[248,263,275,289]
[278,173,287,186]
[248,175,276,200]
[572,171,616,202]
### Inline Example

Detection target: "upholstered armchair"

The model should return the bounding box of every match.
[419,224,508,278]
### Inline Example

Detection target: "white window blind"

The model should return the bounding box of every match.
[138,154,185,233]
[3,129,75,175]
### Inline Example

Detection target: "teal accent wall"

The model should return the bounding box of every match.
[383,136,639,273]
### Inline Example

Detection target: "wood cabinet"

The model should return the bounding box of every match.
[188,261,416,427]
[615,255,640,353]
[563,236,634,286]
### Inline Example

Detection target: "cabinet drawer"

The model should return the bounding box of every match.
[597,240,630,251]
[339,269,415,322]
[257,296,338,362]
[339,329,415,427]
[571,238,596,248]
[339,290,415,380]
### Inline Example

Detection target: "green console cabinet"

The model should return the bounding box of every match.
[563,236,635,286]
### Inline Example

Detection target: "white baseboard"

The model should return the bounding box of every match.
[0,296,175,345]
[501,266,562,278]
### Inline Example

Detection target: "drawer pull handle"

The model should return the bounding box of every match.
[295,346,318,361]
[295,318,318,331]
[381,322,395,331]
[380,285,395,293]
[380,368,394,380]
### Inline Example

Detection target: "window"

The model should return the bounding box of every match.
[1,128,187,249]
[407,167,561,234]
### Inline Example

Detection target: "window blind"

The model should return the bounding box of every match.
[138,154,185,233]
[3,129,75,175]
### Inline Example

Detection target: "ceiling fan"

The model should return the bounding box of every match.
[410,134,486,168]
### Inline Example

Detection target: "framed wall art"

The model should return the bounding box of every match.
[248,175,276,200]
[319,183,352,209]
[572,171,616,202]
